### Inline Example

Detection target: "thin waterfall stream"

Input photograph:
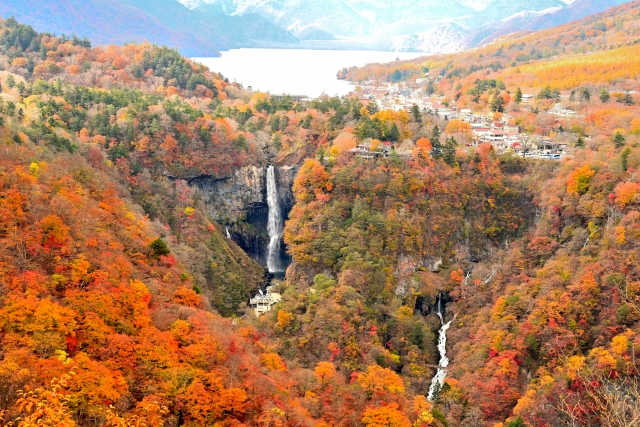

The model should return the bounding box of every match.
[428,293,453,401]
[266,165,284,273]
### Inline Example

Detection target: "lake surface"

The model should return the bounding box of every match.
[193,49,425,98]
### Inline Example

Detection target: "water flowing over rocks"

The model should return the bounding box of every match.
[428,293,453,401]
[188,163,297,270]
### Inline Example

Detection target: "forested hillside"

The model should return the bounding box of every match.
[273,1,640,426]
[0,16,452,427]
[0,5,639,427]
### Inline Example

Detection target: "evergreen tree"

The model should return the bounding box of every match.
[581,88,591,102]
[411,104,422,122]
[599,88,610,103]
[613,131,626,148]
[575,136,585,148]
[491,95,505,113]
[431,138,443,159]
[621,147,631,171]
[149,238,170,258]
[6,75,15,89]
[514,87,523,104]
[388,122,401,142]
[618,93,636,106]
[432,125,441,141]
[443,137,458,166]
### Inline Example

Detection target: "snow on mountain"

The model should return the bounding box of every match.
[389,24,468,53]
[456,0,494,10]
[500,6,562,23]
[177,0,633,52]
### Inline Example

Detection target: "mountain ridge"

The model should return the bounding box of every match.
[0,0,299,57]
[178,0,632,52]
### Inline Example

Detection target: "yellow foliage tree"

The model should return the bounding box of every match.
[358,365,406,396]
[362,404,411,427]
[566,164,596,195]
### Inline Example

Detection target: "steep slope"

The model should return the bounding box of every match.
[2,5,640,427]
[0,17,465,427]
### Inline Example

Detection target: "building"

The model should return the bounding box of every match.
[272,94,308,102]
[249,287,281,317]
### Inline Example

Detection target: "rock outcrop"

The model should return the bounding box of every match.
[188,163,298,269]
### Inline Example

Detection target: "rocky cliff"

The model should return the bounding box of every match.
[190,163,298,268]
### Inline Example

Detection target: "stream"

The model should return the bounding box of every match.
[427,294,452,401]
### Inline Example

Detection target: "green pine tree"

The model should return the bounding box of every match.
[514,87,523,104]
[443,137,458,166]
[613,131,626,148]
[388,122,401,142]
[411,104,422,122]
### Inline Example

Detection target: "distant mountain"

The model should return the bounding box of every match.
[0,0,221,56]
[179,0,634,52]
[116,0,299,50]
[0,0,298,57]
[1,0,630,55]
[527,0,628,30]
[468,0,630,47]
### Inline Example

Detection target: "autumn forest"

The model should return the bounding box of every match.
[0,1,639,427]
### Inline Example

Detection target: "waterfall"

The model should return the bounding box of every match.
[428,293,453,401]
[225,227,231,239]
[266,165,283,272]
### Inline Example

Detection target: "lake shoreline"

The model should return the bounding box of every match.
[193,49,424,98]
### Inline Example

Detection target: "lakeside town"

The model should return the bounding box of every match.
[343,79,577,160]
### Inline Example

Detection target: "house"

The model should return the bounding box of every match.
[249,287,282,317]
[485,129,509,142]
[473,127,492,138]
[521,94,534,104]
[348,142,395,159]
[549,103,577,118]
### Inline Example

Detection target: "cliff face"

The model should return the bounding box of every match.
[191,164,297,221]
[191,165,265,222]
[190,164,298,268]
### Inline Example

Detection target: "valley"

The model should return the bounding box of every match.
[0,1,638,427]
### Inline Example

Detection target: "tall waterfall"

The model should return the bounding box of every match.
[266,165,283,272]
[428,293,453,401]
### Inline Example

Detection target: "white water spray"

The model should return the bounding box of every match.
[428,293,453,401]
[225,227,231,239]
[266,165,283,272]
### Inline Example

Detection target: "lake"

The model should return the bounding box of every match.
[193,49,425,98]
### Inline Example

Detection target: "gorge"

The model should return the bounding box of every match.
[1,5,640,425]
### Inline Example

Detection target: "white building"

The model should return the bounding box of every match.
[249,287,282,317]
